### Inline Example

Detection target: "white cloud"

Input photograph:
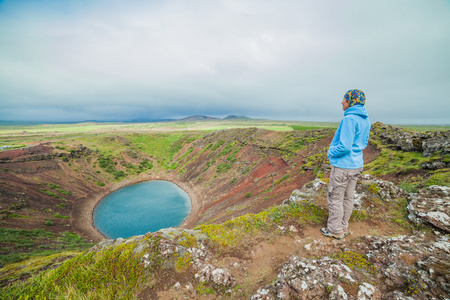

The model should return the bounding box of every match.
[0,0,449,124]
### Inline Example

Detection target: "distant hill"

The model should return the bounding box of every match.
[223,115,251,120]
[177,115,219,121]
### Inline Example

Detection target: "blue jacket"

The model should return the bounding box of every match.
[327,105,371,169]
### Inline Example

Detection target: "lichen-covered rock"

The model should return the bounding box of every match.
[382,291,415,300]
[358,174,410,202]
[303,239,347,257]
[371,122,423,152]
[253,233,449,299]
[157,227,208,241]
[283,179,327,205]
[421,159,449,170]
[407,185,450,233]
[251,288,275,300]
[422,133,450,157]
[251,256,357,299]
[329,284,348,300]
[154,228,236,288]
[195,264,236,287]
[90,237,127,251]
[364,235,450,299]
[357,282,381,300]
[183,282,197,298]
[87,227,237,291]
[370,122,450,157]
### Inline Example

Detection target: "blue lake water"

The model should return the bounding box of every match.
[93,180,191,239]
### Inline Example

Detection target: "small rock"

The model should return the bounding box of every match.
[357,282,380,300]
[173,282,181,290]
[184,282,196,298]
[329,284,348,300]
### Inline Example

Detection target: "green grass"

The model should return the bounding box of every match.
[174,252,192,272]
[0,144,26,151]
[330,251,376,274]
[73,132,199,179]
[54,213,69,219]
[365,138,450,190]
[44,183,72,196]
[127,133,200,169]
[226,145,242,162]
[198,125,293,131]
[196,281,215,295]
[0,122,158,135]
[210,139,225,151]
[196,202,325,251]
[423,169,450,187]
[1,242,148,300]
[216,163,232,174]
[394,124,450,132]
[0,251,80,284]
[0,229,93,264]
[274,132,332,155]
[274,174,290,185]
[365,147,442,176]
[40,188,63,199]
[290,125,334,131]
[242,167,251,174]
[218,142,237,156]
[386,198,412,229]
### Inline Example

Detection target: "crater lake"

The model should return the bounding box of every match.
[93,180,191,239]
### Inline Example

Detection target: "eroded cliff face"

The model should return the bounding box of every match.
[0,145,106,240]
[172,127,337,227]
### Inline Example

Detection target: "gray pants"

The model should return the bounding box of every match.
[327,166,363,235]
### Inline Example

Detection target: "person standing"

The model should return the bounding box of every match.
[321,89,371,239]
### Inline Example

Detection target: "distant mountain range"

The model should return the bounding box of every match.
[178,115,251,121]
[177,115,219,121]
[223,115,251,120]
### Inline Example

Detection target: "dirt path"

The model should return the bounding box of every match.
[222,221,404,299]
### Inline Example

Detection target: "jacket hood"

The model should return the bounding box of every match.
[344,105,368,119]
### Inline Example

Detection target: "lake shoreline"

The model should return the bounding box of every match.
[71,172,203,243]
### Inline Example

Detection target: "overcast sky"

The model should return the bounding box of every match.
[0,0,449,124]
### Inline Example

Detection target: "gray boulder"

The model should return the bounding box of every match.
[251,256,358,299]
[371,122,450,158]
[422,133,450,157]
[407,185,450,233]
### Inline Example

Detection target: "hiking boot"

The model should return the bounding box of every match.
[320,228,345,240]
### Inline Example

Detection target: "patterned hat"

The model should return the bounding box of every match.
[344,89,366,107]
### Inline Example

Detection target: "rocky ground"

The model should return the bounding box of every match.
[84,176,450,299]
[250,177,449,300]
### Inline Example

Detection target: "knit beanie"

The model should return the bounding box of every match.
[344,89,366,107]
